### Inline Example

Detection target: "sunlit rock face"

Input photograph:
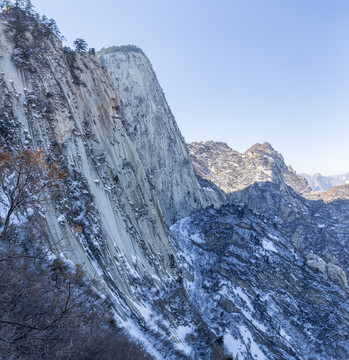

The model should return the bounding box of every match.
[187,141,310,196]
[99,46,223,225]
[187,140,312,231]
[0,20,175,317]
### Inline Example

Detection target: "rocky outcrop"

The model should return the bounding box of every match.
[99,47,222,224]
[306,253,327,274]
[306,253,347,286]
[187,140,313,227]
[320,184,349,202]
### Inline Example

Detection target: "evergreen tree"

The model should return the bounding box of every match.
[73,38,88,52]
[24,0,33,13]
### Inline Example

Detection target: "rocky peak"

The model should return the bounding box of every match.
[244,141,276,155]
[189,139,349,281]
[321,183,349,202]
[188,140,310,196]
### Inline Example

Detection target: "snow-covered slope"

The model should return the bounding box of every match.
[99,47,222,225]
[170,203,349,359]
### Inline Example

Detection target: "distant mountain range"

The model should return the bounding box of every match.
[302,173,349,191]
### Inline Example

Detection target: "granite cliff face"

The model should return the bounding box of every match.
[99,46,222,225]
[0,18,176,322]
[0,14,232,357]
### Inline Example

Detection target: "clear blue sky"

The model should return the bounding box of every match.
[32,0,349,176]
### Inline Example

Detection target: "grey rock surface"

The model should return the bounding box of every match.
[188,140,310,196]
[99,47,222,224]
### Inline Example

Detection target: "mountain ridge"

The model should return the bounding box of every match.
[187,140,349,280]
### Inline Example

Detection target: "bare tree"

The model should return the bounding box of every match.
[0,236,154,359]
[0,148,153,359]
[0,148,66,240]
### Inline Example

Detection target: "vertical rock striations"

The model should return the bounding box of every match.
[0,19,174,318]
[99,46,221,224]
